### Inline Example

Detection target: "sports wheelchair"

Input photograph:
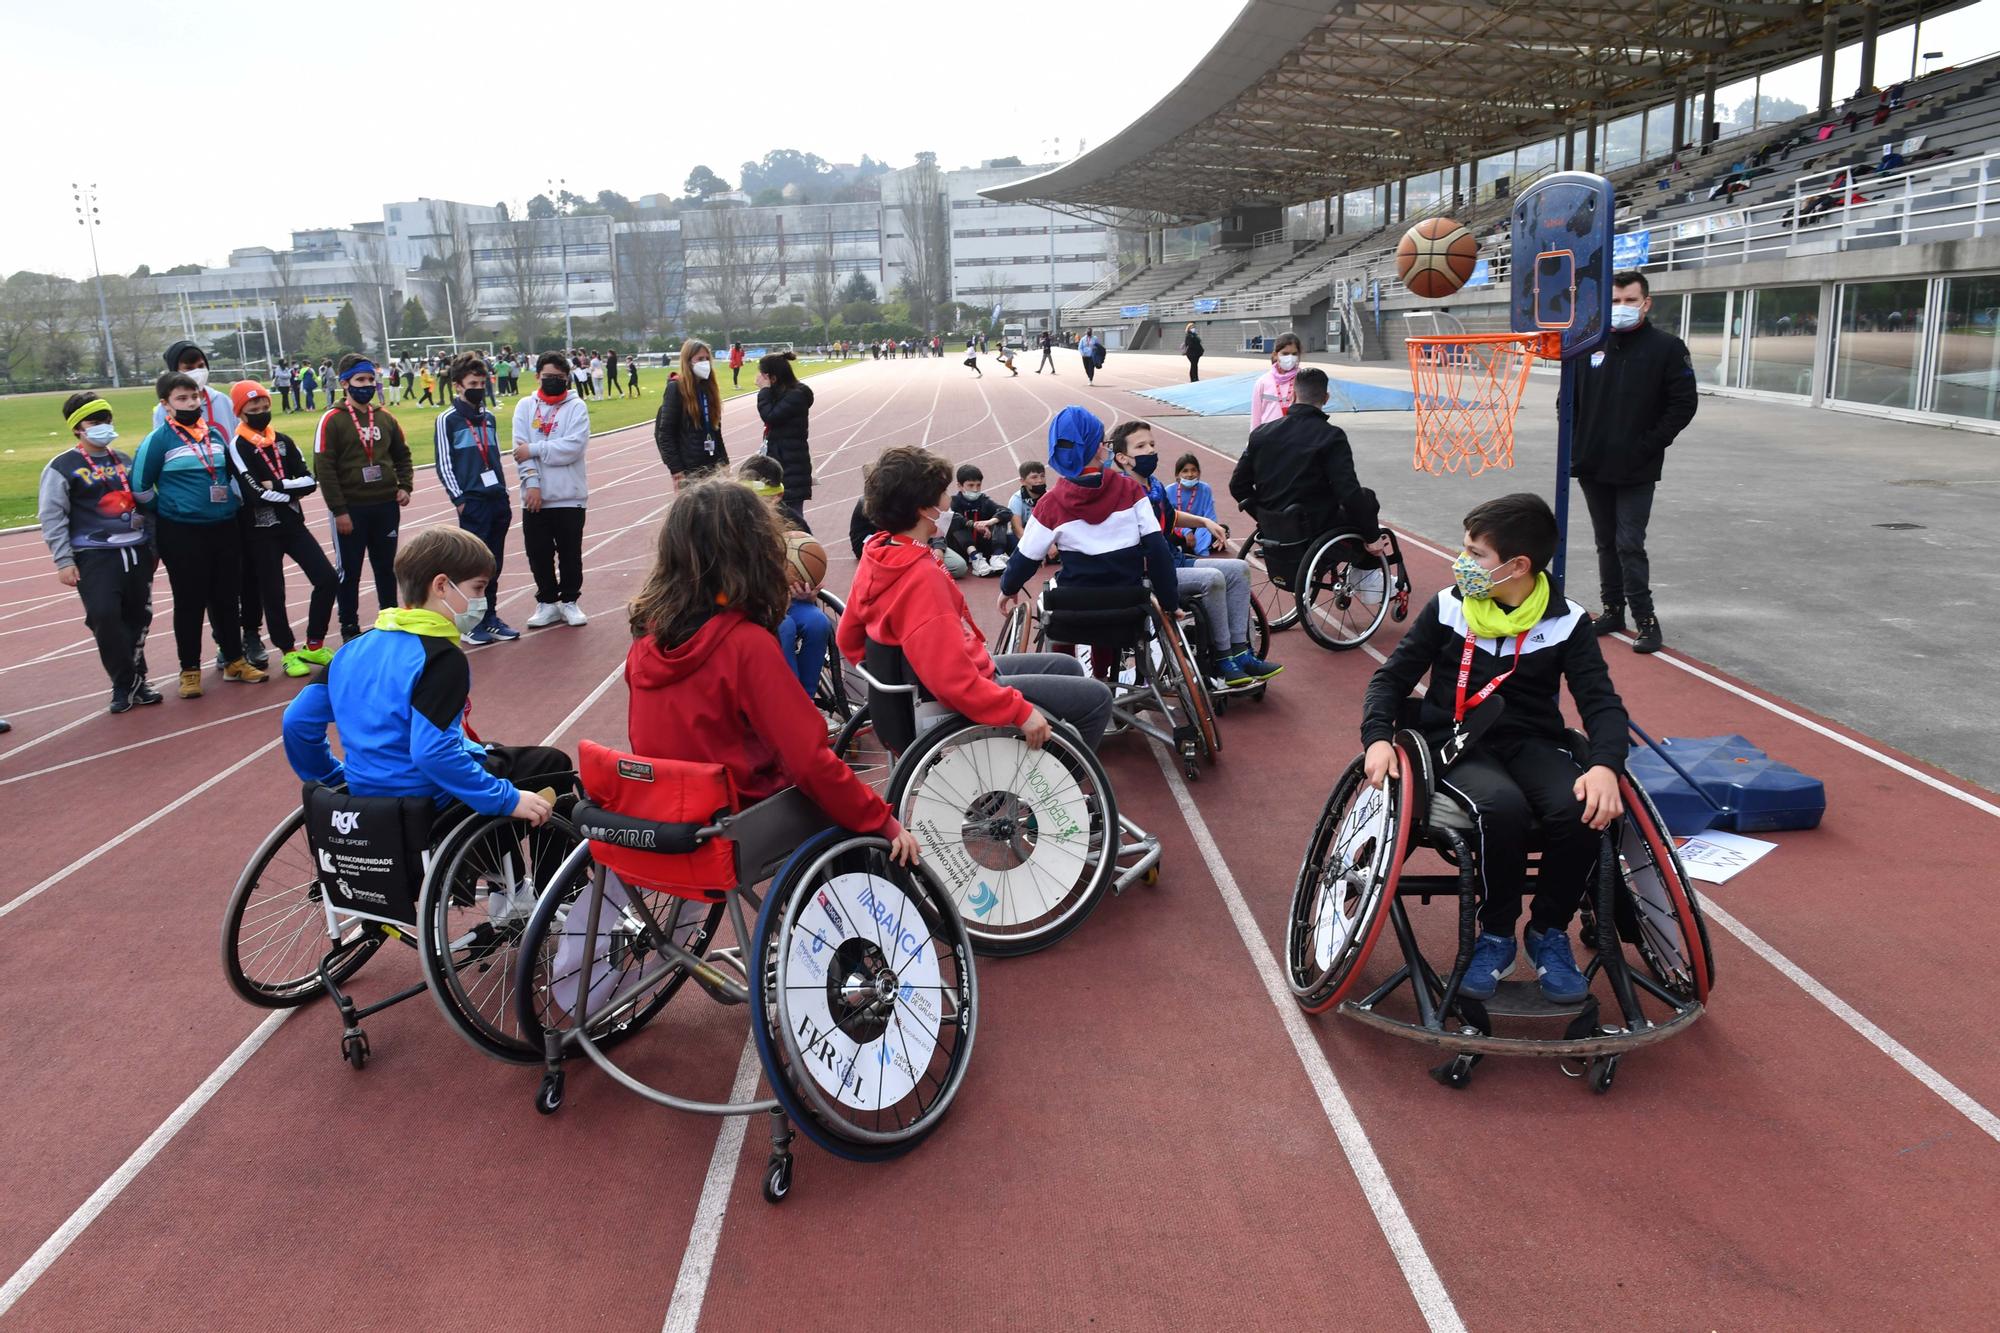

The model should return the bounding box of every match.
[1244,506,1412,652]
[512,740,976,1202]
[222,775,583,1070]
[1285,727,1712,1094]
[810,589,868,723]
[831,636,1161,956]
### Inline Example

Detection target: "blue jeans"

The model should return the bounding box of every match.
[777,598,832,696]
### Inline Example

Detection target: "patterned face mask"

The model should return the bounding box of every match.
[1453,550,1503,600]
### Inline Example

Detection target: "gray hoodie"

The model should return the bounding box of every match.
[511,392,590,509]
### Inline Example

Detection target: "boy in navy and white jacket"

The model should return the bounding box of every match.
[435,355,520,644]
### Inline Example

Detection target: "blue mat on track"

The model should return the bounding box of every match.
[1136,370,1416,416]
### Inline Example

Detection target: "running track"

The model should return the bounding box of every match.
[1,352,1996,1330]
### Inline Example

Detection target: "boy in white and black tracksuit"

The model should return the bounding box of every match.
[227,381,340,677]
[435,355,520,644]
[513,354,591,627]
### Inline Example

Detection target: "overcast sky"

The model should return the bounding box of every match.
[7,0,1993,279]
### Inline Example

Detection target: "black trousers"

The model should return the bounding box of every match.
[1187,353,1202,382]
[153,515,244,669]
[456,493,512,606]
[780,489,813,535]
[1434,734,1599,938]
[523,506,587,604]
[333,500,401,630]
[1037,349,1055,372]
[1578,480,1656,617]
[250,518,339,652]
[233,507,264,636]
[73,546,156,690]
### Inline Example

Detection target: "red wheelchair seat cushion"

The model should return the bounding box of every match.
[578,739,739,900]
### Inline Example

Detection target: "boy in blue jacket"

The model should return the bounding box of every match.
[282,525,566,823]
[434,354,520,645]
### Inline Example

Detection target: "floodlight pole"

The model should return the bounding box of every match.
[548,177,574,349]
[72,183,120,387]
[1047,207,1057,338]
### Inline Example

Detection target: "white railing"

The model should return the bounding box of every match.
[1251,227,1288,247]
[1062,263,1132,315]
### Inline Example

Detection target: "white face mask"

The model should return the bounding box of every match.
[1277,353,1299,372]
[691,360,712,380]
[83,423,119,448]
[187,367,210,388]
[960,489,981,502]
[1610,304,1644,331]
[444,580,489,635]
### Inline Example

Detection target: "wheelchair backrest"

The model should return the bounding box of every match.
[861,637,927,755]
[1039,582,1153,650]
[303,784,435,926]
[577,739,740,901]
[1254,504,1316,547]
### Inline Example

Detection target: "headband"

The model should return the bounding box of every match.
[744,480,784,498]
[65,398,114,431]
[339,360,377,382]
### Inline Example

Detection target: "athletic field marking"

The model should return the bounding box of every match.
[0,700,292,786]
[660,1036,763,1333]
[0,1011,291,1318]
[1153,747,1464,1332]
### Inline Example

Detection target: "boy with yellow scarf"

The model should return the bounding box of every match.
[1359,493,1628,1005]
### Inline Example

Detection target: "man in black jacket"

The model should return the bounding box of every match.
[1572,270,1698,654]
[1230,369,1382,544]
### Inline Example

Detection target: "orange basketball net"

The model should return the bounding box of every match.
[1405,331,1561,476]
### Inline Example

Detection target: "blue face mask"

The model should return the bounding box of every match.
[347,383,377,404]
[83,423,119,447]
[1610,304,1643,331]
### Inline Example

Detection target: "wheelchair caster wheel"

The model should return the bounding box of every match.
[1391,603,1409,623]
[1142,864,1160,887]
[1430,1053,1478,1090]
[762,1155,793,1204]
[341,1031,370,1071]
[1587,1056,1619,1095]
[535,1071,565,1116]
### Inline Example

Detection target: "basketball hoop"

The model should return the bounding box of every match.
[1406,331,1561,476]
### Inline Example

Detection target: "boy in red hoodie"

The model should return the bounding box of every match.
[839,445,1112,751]
[625,478,916,862]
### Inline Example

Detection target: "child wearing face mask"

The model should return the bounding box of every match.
[514,353,593,630]
[653,338,728,483]
[435,355,520,646]
[226,381,341,678]
[1167,453,1220,557]
[315,353,414,640]
[1250,333,1304,429]
[282,525,569,827]
[945,463,1015,577]
[40,392,161,714]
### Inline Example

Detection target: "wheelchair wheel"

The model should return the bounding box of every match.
[1611,776,1715,1002]
[750,830,977,1160]
[1286,742,1413,1012]
[888,720,1119,956]
[992,601,1035,657]
[832,707,893,795]
[223,806,399,1007]
[419,809,584,1064]
[813,591,865,722]
[1155,597,1220,762]
[1246,532,1300,632]
[1248,593,1271,663]
[512,844,726,1046]
[1299,532,1391,651]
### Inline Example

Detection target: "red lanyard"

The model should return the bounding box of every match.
[170,419,222,483]
[1452,626,1523,724]
[342,402,378,463]
[250,436,286,480]
[533,404,559,436]
[468,416,492,466]
[80,450,133,493]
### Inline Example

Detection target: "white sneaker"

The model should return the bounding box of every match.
[557,601,588,627]
[968,554,990,576]
[981,555,1005,577]
[525,602,562,629]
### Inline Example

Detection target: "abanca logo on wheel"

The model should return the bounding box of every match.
[856,881,923,960]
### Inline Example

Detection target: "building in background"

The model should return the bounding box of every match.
[680,199,886,323]
[467,213,618,326]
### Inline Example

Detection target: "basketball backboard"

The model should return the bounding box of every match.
[1509,171,1615,359]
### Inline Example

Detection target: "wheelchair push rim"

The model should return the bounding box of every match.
[1298,532,1392,651]
[1156,596,1221,761]
[222,806,390,1008]
[751,832,977,1158]
[1287,743,1413,1012]
[889,721,1119,956]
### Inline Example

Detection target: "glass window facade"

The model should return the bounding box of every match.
[1933,273,2000,423]
[1686,290,1732,387]
[1742,286,1819,395]
[1832,279,1927,409]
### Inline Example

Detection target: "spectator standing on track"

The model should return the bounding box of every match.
[39,392,160,713]
[1181,323,1204,381]
[134,371,269,696]
[1249,332,1302,427]
[755,352,816,532]
[1036,329,1056,374]
[225,381,340,678]
[1573,270,1698,656]
[514,352,591,629]
[1078,329,1100,384]
[655,339,728,485]
[728,342,745,387]
[436,355,521,646]
[316,354,413,640]
[154,340,265,670]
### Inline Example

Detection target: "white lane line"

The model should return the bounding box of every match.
[660,1036,763,1333]
[0,1011,290,1318]
[0,701,292,786]
[1151,747,1464,1333]
[1698,901,2000,1145]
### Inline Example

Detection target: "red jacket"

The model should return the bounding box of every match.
[626,611,899,838]
[837,533,1032,728]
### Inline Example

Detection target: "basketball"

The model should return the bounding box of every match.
[1395,217,1480,298]
[785,530,828,589]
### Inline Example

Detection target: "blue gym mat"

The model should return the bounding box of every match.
[1136,370,1416,416]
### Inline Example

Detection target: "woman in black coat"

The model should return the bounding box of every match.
[653,338,727,483]
[755,353,816,531]
[1182,323,1205,382]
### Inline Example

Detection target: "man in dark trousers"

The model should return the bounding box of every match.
[1572,270,1698,655]
[1181,323,1204,381]
[1036,329,1056,374]
[1230,368,1382,541]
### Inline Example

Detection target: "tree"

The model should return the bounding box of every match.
[303,315,341,363]
[616,222,683,341]
[988,156,1023,169]
[266,249,310,356]
[353,234,404,355]
[526,193,557,220]
[400,296,431,340]
[415,199,478,338]
[751,187,785,207]
[492,217,559,352]
[595,190,636,221]
[100,272,172,381]
[685,165,730,198]
[161,263,202,276]
[20,272,84,380]
[687,206,778,337]
[839,271,877,304]
[886,153,951,334]
[334,301,364,354]
[804,233,839,344]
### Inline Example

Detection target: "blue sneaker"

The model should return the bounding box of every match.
[483,617,521,641]
[1525,927,1591,1003]
[460,622,497,646]
[1216,652,1255,687]
[1458,932,1517,1000]
[1236,651,1283,682]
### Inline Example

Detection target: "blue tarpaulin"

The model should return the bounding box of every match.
[1136,369,1416,416]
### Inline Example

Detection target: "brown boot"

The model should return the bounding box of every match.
[223,658,269,684]
[178,669,204,698]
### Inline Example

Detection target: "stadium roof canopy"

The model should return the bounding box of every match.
[983,0,1966,225]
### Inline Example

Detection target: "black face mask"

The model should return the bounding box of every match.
[1132,454,1159,478]
[540,376,568,397]
[348,384,376,404]
[1028,484,1047,498]
[171,406,204,427]
[462,386,486,406]
[242,410,272,431]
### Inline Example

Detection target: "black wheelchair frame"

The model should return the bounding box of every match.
[1247,507,1412,652]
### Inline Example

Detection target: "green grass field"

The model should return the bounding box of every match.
[0,360,848,530]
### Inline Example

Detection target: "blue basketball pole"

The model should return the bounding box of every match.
[1553,357,1576,586]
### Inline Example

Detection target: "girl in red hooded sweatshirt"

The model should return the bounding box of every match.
[625,478,918,865]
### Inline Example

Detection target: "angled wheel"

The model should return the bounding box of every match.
[750,831,977,1161]
[992,601,1035,657]
[832,707,893,795]
[1299,532,1391,651]
[889,720,1118,956]
[222,806,391,1007]
[1246,532,1300,631]
[1613,775,1714,1002]
[813,591,864,722]
[1153,597,1219,760]
[1247,592,1271,663]
[1286,741,1414,1012]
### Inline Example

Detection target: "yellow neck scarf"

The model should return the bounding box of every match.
[1461,572,1550,639]
[374,607,460,639]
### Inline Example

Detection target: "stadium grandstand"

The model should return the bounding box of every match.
[985,0,2000,429]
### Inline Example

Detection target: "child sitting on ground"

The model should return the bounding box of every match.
[282,526,568,823]
[625,478,916,862]
[739,455,833,699]
[1167,452,1220,556]
[1360,493,1628,1004]
[946,463,1016,577]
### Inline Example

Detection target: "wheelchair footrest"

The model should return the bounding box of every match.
[1338,998,1703,1057]
[1477,979,1593,1021]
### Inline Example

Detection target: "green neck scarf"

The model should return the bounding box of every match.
[374,606,460,639]
[1461,572,1550,639]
